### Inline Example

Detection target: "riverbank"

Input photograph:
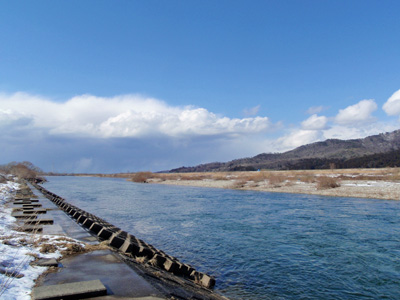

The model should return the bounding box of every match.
[142,168,400,201]
[0,180,91,299]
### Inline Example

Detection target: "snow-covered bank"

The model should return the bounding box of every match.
[0,181,85,300]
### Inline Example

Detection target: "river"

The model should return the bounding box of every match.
[43,176,400,300]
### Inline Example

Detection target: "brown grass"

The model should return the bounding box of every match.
[232,179,248,189]
[267,174,286,187]
[298,174,316,183]
[131,171,154,183]
[317,176,341,189]
[39,243,58,254]
[135,256,148,264]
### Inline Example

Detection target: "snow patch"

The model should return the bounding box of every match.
[0,181,84,299]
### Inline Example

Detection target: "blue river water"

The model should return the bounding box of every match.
[43,176,400,300]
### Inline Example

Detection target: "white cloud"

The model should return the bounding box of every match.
[323,122,399,141]
[334,99,377,125]
[0,92,271,139]
[277,129,322,150]
[243,105,261,116]
[383,89,400,116]
[306,106,326,115]
[301,114,328,130]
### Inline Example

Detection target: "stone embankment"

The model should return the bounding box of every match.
[30,181,216,289]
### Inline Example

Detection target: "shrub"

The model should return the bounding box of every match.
[232,179,248,189]
[245,172,267,183]
[211,173,230,181]
[299,174,316,183]
[267,174,285,187]
[131,172,154,183]
[40,243,58,254]
[317,176,340,189]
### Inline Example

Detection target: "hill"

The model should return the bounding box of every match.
[170,129,400,172]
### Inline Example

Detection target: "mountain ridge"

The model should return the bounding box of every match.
[170,129,400,172]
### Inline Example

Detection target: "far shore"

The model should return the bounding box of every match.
[52,168,400,201]
[139,168,400,201]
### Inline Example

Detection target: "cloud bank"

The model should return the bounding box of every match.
[1,90,399,172]
[0,93,270,139]
[277,97,398,152]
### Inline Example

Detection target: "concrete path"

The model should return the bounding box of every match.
[28,184,165,299]
[39,250,163,298]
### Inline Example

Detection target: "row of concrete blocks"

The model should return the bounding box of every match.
[31,182,216,289]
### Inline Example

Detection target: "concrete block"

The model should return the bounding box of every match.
[25,219,54,225]
[31,279,107,300]
[63,206,73,213]
[139,246,156,258]
[119,238,132,253]
[82,218,94,229]
[14,200,35,205]
[14,197,29,201]
[23,209,46,214]
[163,258,178,273]
[149,254,166,268]
[108,230,122,241]
[21,225,43,232]
[175,263,195,277]
[23,203,42,207]
[190,270,200,282]
[122,241,141,256]
[77,215,87,224]
[72,211,81,219]
[200,274,216,289]
[89,222,103,234]
[32,258,58,267]
[98,228,113,240]
[11,213,37,219]
[109,235,126,249]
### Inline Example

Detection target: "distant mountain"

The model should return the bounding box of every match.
[170,129,400,172]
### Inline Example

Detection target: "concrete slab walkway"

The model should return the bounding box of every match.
[27,183,165,299]
[39,250,163,298]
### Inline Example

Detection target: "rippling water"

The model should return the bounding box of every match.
[44,176,400,299]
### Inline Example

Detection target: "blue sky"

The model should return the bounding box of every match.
[1,0,400,173]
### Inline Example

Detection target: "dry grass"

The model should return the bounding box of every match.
[232,179,248,189]
[135,256,148,264]
[316,176,341,190]
[60,243,85,255]
[39,243,58,254]
[130,171,154,183]
[165,168,400,183]
[40,239,110,256]
[267,174,286,187]
[124,168,400,200]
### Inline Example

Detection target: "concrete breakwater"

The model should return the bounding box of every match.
[30,181,216,289]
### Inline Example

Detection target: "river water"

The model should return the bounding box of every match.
[43,176,400,300]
